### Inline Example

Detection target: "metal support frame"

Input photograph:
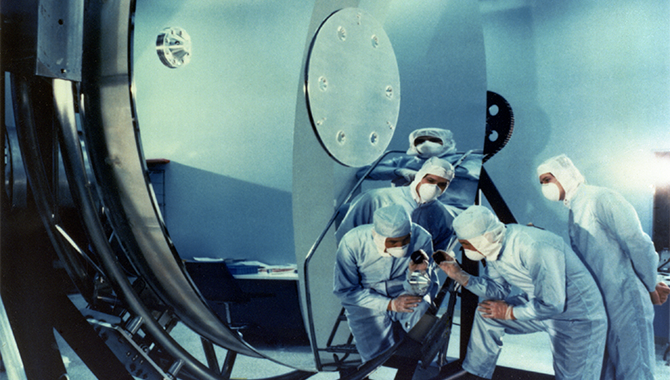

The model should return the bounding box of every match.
[54,72,238,380]
[0,59,29,380]
[4,1,316,379]
[303,150,405,371]
[35,0,84,80]
[306,151,479,378]
[0,1,548,379]
[6,73,134,380]
[5,61,319,380]
[477,167,517,224]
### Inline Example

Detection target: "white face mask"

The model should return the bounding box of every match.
[373,231,391,257]
[476,241,503,261]
[418,183,442,204]
[541,183,561,202]
[386,244,409,258]
[416,141,444,157]
[466,234,503,262]
[464,249,485,261]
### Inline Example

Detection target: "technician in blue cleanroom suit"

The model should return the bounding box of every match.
[355,127,483,209]
[333,205,440,362]
[436,205,607,380]
[337,157,457,250]
[537,154,670,380]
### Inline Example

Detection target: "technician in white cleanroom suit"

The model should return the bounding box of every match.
[337,157,456,250]
[355,127,483,209]
[537,154,670,380]
[333,205,439,362]
[437,205,607,380]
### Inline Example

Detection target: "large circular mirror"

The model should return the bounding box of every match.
[81,0,487,373]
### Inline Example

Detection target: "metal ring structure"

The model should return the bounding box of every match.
[53,77,232,380]
[12,74,96,301]
[76,0,297,378]
[3,1,489,378]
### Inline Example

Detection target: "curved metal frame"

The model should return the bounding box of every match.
[302,149,403,370]
[78,0,270,362]
[12,74,96,301]
[303,149,481,373]
[4,127,13,207]
[53,77,229,380]
[14,74,315,378]
[10,70,223,379]
[76,1,321,378]
[3,1,496,378]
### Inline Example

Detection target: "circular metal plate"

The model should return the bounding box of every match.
[306,8,400,167]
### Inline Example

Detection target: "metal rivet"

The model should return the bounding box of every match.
[371,35,379,48]
[318,76,328,91]
[385,86,394,99]
[336,131,346,145]
[337,26,347,41]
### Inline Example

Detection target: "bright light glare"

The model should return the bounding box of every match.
[601,151,670,194]
[652,152,670,187]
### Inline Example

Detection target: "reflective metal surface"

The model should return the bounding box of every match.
[80,2,265,378]
[36,0,84,80]
[306,8,400,167]
[111,0,486,372]
[4,127,27,209]
[295,1,487,370]
[0,295,28,380]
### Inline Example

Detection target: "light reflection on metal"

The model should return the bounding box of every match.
[4,127,28,209]
[0,295,28,380]
[36,0,84,80]
[156,27,192,69]
[306,8,400,167]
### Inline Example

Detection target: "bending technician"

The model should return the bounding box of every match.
[438,205,607,380]
[333,205,439,362]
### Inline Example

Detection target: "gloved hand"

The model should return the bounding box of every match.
[394,168,417,183]
[658,282,670,304]
[388,294,422,313]
[478,300,514,320]
[651,282,670,305]
[436,251,470,286]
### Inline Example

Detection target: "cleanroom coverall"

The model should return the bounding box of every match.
[462,224,607,380]
[568,184,659,380]
[356,152,483,210]
[335,186,457,251]
[333,223,439,362]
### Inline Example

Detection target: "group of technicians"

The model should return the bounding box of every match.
[332,128,670,380]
